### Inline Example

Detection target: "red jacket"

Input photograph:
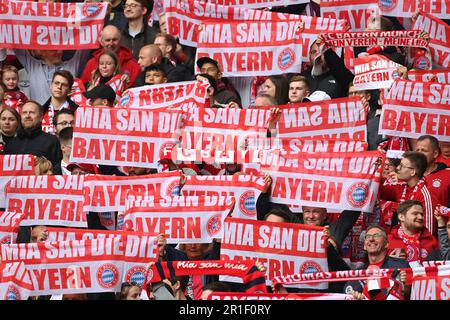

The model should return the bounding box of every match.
[388,225,439,262]
[424,166,450,208]
[379,180,439,235]
[81,46,140,87]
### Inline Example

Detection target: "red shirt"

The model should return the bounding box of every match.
[425,167,450,208]
[3,90,27,112]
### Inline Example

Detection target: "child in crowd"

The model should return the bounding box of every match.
[1,65,28,111]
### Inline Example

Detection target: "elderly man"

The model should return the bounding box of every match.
[81,25,141,86]
[4,101,62,172]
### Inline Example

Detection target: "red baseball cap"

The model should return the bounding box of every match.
[66,162,97,174]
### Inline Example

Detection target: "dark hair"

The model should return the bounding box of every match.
[402,151,428,178]
[118,281,140,300]
[53,109,75,126]
[365,224,388,239]
[0,107,21,131]
[58,127,73,144]
[52,70,74,89]
[155,33,177,55]
[397,200,422,216]
[263,208,292,223]
[127,0,149,11]
[169,276,189,292]
[387,157,401,168]
[417,135,440,152]
[144,63,167,77]
[265,75,289,105]
[202,281,231,292]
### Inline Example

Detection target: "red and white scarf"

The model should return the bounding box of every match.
[398,226,422,264]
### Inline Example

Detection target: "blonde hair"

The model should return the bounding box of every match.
[34,157,53,176]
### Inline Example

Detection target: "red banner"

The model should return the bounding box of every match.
[180,107,272,152]
[411,275,450,300]
[118,80,210,109]
[165,0,346,62]
[181,175,267,220]
[208,292,354,300]
[206,0,308,8]
[380,0,450,20]
[83,171,182,213]
[277,97,367,140]
[0,155,35,209]
[353,54,403,90]
[246,137,368,153]
[244,151,384,211]
[0,262,33,300]
[71,107,183,168]
[379,79,450,141]
[413,12,450,68]
[46,227,122,242]
[1,233,158,295]
[5,175,86,228]
[0,1,107,49]
[220,218,328,289]
[408,68,450,83]
[0,211,26,244]
[196,19,303,76]
[320,0,378,31]
[123,195,234,243]
[322,30,429,47]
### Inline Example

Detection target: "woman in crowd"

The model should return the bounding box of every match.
[0,107,20,154]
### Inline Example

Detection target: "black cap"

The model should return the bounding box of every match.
[196,57,220,70]
[83,84,116,105]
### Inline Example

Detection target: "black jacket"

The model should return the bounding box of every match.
[42,97,79,115]
[121,23,159,60]
[4,125,62,174]
[301,68,342,99]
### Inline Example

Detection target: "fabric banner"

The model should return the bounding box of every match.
[164,0,346,62]
[207,0,308,8]
[277,97,367,141]
[119,80,210,109]
[180,107,272,152]
[411,275,450,300]
[413,12,450,68]
[408,69,450,83]
[146,259,267,294]
[379,79,450,142]
[353,54,402,90]
[0,1,107,49]
[322,30,429,48]
[245,137,368,153]
[5,175,86,228]
[1,233,158,295]
[379,0,450,20]
[196,19,303,76]
[0,211,26,244]
[244,151,384,211]
[71,107,183,168]
[0,262,33,300]
[46,227,122,242]
[320,0,379,31]
[0,154,35,209]
[123,195,234,243]
[83,171,182,212]
[180,175,267,220]
[208,292,354,300]
[220,218,328,289]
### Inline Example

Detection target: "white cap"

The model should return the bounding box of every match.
[303,90,331,102]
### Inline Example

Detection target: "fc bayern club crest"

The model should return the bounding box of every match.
[125,266,147,286]
[379,0,397,12]
[120,92,133,107]
[0,235,12,244]
[206,214,222,237]
[167,180,181,196]
[432,179,441,188]
[347,182,369,208]
[5,285,20,300]
[299,261,323,286]
[239,191,256,217]
[96,263,119,289]
[278,48,296,71]
[82,3,101,18]
[159,141,176,160]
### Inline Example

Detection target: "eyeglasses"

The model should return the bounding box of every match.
[398,163,414,170]
[57,121,74,126]
[365,233,384,240]
[124,3,141,9]
[52,81,70,88]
